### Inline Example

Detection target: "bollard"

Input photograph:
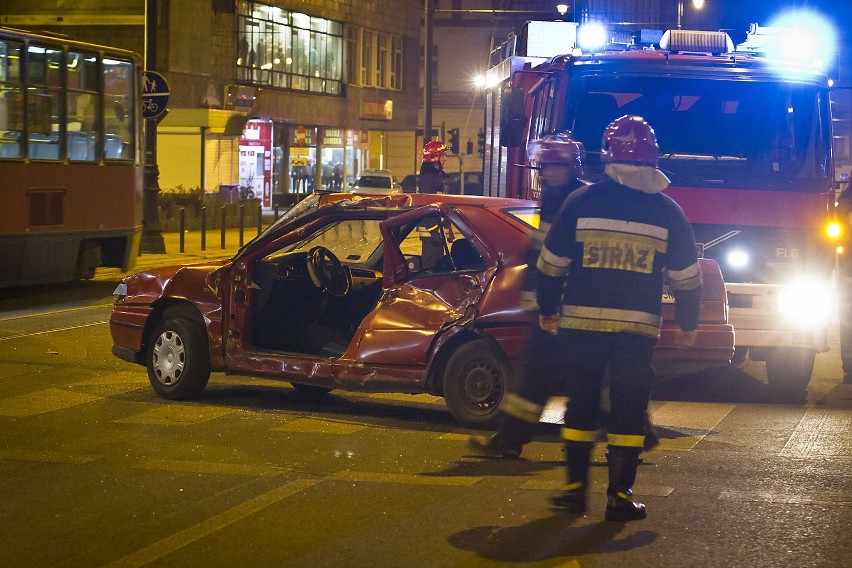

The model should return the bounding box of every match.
[201,206,207,251]
[274,206,279,221]
[239,204,245,247]
[220,206,226,249]
[257,204,262,235]
[179,207,185,253]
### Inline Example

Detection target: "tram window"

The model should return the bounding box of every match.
[67,52,99,162]
[27,45,62,161]
[0,40,24,159]
[103,58,135,160]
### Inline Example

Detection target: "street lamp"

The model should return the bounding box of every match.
[678,0,705,29]
[556,4,569,16]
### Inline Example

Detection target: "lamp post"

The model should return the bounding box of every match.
[141,0,165,253]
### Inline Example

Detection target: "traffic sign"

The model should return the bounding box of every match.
[142,70,169,119]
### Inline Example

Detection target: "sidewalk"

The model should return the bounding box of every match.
[94,229,253,282]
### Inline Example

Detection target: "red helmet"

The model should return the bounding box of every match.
[601,115,660,166]
[422,140,449,163]
[527,131,585,177]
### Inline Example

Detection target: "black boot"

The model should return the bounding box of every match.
[467,414,537,458]
[549,441,592,513]
[605,447,646,522]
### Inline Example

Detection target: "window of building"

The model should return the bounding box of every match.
[347,26,402,90]
[236,1,343,95]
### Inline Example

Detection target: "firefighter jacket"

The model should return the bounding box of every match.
[520,178,587,311]
[535,177,702,338]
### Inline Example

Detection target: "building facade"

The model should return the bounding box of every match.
[3,0,421,208]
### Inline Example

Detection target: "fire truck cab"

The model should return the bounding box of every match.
[482,22,839,398]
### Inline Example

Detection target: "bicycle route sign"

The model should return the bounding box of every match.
[142,70,169,119]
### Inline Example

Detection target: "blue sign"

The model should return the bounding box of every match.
[142,70,169,119]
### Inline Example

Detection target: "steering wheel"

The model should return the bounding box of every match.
[306,246,351,297]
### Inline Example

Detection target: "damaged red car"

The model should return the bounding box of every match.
[110,193,734,427]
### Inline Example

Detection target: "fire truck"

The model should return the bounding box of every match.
[482,22,840,396]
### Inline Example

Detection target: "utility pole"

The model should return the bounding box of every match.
[423,0,434,146]
[141,0,165,253]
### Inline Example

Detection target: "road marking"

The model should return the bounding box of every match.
[0,320,108,341]
[331,470,483,486]
[719,490,852,506]
[519,478,674,497]
[779,408,852,458]
[71,373,147,397]
[650,401,735,451]
[0,449,101,464]
[100,478,319,568]
[117,404,234,426]
[136,459,285,477]
[367,392,443,404]
[272,417,367,434]
[0,388,101,416]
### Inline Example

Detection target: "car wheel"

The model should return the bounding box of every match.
[443,339,513,428]
[765,347,814,403]
[146,316,211,400]
[291,383,333,396]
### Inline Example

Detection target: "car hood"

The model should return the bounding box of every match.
[121,260,231,304]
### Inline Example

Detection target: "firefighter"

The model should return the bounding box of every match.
[537,115,702,521]
[418,140,449,194]
[468,131,586,458]
[836,174,852,383]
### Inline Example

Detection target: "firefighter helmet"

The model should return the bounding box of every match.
[601,115,660,167]
[422,140,449,163]
[527,131,585,177]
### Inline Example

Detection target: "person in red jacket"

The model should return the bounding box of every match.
[537,116,702,522]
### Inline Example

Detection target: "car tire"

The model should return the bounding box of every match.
[765,347,814,403]
[291,383,333,396]
[442,339,513,429]
[146,316,211,400]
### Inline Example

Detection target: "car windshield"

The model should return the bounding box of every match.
[357,175,392,188]
[282,218,386,264]
[565,73,831,191]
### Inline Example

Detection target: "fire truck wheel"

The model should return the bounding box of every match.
[765,347,815,403]
[443,339,514,429]
[146,314,211,400]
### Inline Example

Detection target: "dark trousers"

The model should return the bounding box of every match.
[559,330,656,441]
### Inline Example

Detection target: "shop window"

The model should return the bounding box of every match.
[236,1,343,96]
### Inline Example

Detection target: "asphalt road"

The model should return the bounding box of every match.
[1,244,851,567]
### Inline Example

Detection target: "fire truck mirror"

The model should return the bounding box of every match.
[500,89,526,148]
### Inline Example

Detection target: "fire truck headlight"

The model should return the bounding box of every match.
[778,277,836,329]
[727,250,749,268]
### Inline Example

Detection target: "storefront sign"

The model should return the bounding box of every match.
[322,128,343,146]
[361,99,393,120]
[290,157,308,167]
[291,125,315,146]
[239,119,273,208]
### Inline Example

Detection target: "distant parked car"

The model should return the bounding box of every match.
[110,192,734,428]
[348,169,402,194]
[400,174,418,193]
[400,172,482,195]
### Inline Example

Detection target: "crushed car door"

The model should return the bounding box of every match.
[347,206,491,366]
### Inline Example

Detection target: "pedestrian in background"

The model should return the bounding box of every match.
[836,173,852,384]
[418,140,448,194]
[537,115,702,522]
[468,131,586,458]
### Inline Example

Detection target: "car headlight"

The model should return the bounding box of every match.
[112,282,127,303]
[777,277,836,329]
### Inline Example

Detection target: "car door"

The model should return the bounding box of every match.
[344,205,493,367]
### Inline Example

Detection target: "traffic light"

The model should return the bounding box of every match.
[448,128,460,154]
[477,129,485,156]
[466,139,474,155]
